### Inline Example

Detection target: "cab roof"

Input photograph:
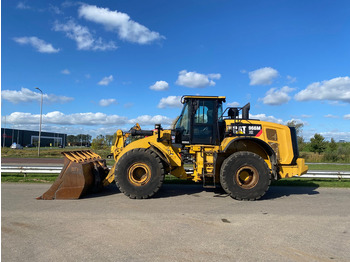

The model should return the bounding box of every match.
[181,95,226,103]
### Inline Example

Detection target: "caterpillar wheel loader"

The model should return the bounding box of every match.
[38,95,308,201]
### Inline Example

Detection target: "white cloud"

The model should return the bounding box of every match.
[3,111,174,133]
[286,75,297,83]
[285,118,308,127]
[53,20,117,51]
[16,2,31,9]
[227,102,240,107]
[250,113,284,124]
[208,73,221,79]
[61,69,71,75]
[99,98,117,107]
[128,115,173,126]
[1,88,73,104]
[13,36,60,53]
[158,96,182,108]
[176,70,221,88]
[344,114,350,120]
[5,111,128,126]
[294,76,350,103]
[324,114,339,119]
[124,102,134,108]
[300,114,312,118]
[150,81,169,91]
[249,67,278,86]
[317,131,350,142]
[49,4,62,15]
[261,86,295,105]
[98,75,114,86]
[78,4,165,44]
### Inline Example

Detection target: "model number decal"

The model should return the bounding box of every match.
[231,124,262,136]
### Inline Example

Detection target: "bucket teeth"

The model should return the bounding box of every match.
[61,150,102,163]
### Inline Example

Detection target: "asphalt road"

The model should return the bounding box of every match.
[2,183,350,262]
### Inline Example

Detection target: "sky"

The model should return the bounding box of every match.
[1,0,350,141]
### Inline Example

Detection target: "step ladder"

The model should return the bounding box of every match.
[202,173,216,188]
[201,149,216,188]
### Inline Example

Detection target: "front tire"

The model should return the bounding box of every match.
[220,151,271,200]
[115,148,165,199]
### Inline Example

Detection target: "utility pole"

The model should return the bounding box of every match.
[35,87,43,157]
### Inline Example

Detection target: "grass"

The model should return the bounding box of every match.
[300,151,350,163]
[306,163,350,171]
[1,173,58,183]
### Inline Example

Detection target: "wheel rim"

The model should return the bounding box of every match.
[235,166,259,189]
[128,163,151,186]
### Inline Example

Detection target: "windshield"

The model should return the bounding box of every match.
[175,103,190,135]
[218,103,223,121]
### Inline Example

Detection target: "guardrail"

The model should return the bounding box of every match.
[1,166,62,174]
[2,166,350,179]
[301,171,350,179]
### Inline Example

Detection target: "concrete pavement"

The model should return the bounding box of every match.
[2,183,350,262]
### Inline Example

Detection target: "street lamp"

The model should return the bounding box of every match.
[35,87,43,156]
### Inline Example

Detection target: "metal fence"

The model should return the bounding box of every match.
[1,166,350,179]
[1,166,62,174]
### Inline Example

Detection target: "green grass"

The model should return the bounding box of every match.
[307,163,350,171]
[1,173,58,183]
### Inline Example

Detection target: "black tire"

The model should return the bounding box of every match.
[220,151,271,200]
[115,148,165,199]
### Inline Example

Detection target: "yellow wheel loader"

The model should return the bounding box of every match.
[38,95,308,201]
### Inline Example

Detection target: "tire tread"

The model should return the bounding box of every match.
[220,151,271,201]
[115,148,164,199]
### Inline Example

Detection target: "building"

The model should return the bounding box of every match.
[1,128,67,147]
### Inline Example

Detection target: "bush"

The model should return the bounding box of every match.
[322,151,339,162]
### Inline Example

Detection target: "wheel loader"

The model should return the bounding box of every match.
[38,95,308,201]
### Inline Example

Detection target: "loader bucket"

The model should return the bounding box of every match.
[37,150,109,200]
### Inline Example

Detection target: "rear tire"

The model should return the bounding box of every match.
[220,151,271,200]
[115,148,165,199]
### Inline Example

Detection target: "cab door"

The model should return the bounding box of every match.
[191,99,218,145]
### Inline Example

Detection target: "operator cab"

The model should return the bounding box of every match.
[174,96,226,145]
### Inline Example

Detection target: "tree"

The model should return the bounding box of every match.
[66,134,91,146]
[328,138,337,152]
[286,120,304,136]
[105,135,114,146]
[67,135,77,145]
[309,133,327,154]
[91,135,107,150]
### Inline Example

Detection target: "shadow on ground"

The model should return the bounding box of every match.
[84,182,320,201]
[261,186,319,200]
[82,183,121,199]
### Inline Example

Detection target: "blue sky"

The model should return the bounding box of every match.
[1,0,350,141]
